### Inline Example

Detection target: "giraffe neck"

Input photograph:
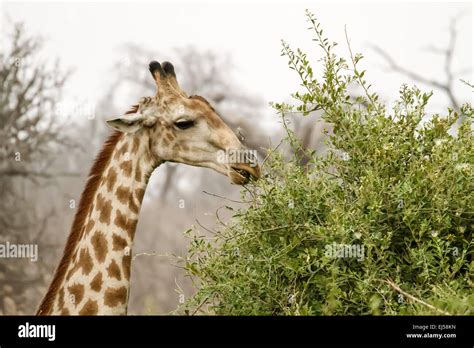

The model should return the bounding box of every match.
[37,131,161,315]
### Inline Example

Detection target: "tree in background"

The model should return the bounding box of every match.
[0,22,74,314]
[372,14,471,114]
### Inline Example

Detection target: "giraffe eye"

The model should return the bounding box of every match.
[174,120,195,130]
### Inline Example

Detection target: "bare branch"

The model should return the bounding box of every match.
[0,21,74,314]
[202,190,251,204]
[384,278,451,315]
[0,169,80,178]
[371,15,467,112]
[371,45,447,91]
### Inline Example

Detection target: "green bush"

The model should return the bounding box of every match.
[180,11,473,315]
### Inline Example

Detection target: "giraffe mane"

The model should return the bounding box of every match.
[36,105,138,315]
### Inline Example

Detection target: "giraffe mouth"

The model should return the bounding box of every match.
[233,168,251,180]
[229,164,260,185]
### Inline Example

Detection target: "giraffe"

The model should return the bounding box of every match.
[36,61,261,315]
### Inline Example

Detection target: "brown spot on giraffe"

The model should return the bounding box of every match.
[65,252,82,281]
[114,209,127,230]
[97,194,112,225]
[116,185,131,205]
[90,272,103,292]
[119,160,133,177]
[95,196,104,214]
[99,204,112,225]
[114,142,129,160]
[165,132,175,142]
[68,284,85,306]
[91,231,108,263]
[79,299,98,315]
[129,195,139,214]
[104,286,128,307]
[136,188,145,202]
[114,209,138,239]
[112,234,127,251]
[132,137,140,153]
[107,259,122,280]
[106,167,118,192]
[135,165,142,182]
[61,308,70,315]
[77,248,93,276]
[84,220,95,235]
[65,265,76,281]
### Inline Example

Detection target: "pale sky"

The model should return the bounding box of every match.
[1,1,473,119]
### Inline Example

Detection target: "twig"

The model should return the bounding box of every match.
[345,26,379,111]
[281,105,322,115]
[372,45,446,90]
[190,294,211,316]
[132,251,171,261]
[215,205,229,227]
[384,278,451,315]
[0,169,80,178]
[194,218,215,235]
[258,224,304,233]
[202,190,250,204]
[261,138,284,168]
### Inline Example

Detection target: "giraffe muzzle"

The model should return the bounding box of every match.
[229,163,261,185]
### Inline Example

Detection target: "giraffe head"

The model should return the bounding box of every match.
[107,61,260,184]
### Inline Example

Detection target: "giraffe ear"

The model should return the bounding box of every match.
[106,113,145,133]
